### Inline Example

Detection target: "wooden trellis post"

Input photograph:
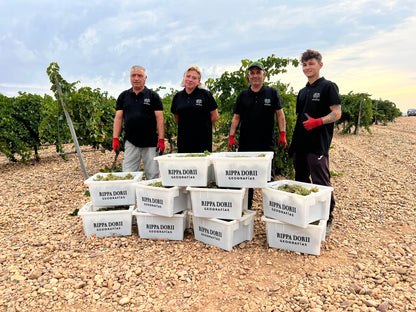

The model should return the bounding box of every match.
[53,77,89,179]
[355,93,364,135]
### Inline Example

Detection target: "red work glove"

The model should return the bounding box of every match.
[156,138,165,154]
[112,138,120,153]
[277,131,287,149]
[303,114,323,130]
[228,135,238,151]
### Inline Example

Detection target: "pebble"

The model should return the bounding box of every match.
[377,301,389,312]
[119,297,130,305]
[74,281,86,289]
[28,270,42,280]
[341,300,354,308]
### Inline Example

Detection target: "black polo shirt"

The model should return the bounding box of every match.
[116,87,163,147]
[234,85,283,151]
[291,77,341,156]
[171,87,217,153]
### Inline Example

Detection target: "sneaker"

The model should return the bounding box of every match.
[325,219,333,238]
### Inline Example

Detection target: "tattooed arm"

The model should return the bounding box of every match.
[322,104,341,124]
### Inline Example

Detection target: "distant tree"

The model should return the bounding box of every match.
[372,98,402,125]
[338,92,373,134]
[0,92,44,162]
[0,94,21,161]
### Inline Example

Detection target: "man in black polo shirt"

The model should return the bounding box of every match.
[113,65,165,179]
[228,61,287,208]
[289,49,341,236]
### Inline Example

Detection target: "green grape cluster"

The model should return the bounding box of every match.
[96,206,130,212]
[177,150,211,157]
[277,184,319,196]
[94,173,134,181]
[206,180,219,189]
[228,153,265,158]
[147,181,172,188]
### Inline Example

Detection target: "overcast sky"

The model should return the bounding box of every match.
[1,0,415,113]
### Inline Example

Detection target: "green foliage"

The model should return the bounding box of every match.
[0,92,44,163]
[42,62,117,156]
[205,69,246,151]
[270,81,297,178]
[99,165,122,173]
[373,99,402,125]
[330,170,343,177]
[338,92,373,134]
[69,208,79,216]
[62,86,116,150]
[39,93,71,154]
[156,87,178,153]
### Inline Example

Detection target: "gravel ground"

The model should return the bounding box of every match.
[0,117,415,312]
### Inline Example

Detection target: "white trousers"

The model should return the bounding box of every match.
[122,140,160,179]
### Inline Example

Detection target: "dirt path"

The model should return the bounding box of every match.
[0,117,415,312]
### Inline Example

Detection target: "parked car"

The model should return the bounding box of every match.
[407,109,416,116]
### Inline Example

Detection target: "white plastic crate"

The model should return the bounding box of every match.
[79,202,134,237]
[262,215,327,256]
[191,210,255,251]
[154,153,211,186]
[135,178,188,217]
[84,171,143,207]
[209,152,273,188]
[186,186,247,220]
[133,209,188,240]
[262,180,333,228]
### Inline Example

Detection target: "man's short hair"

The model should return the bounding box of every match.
[131,65,146,75]
[301,49,322,63]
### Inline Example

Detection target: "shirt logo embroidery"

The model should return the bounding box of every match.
[195,99,203,106]
[144,98,151,105]
[312,93,321,101]
[264,98,271,106]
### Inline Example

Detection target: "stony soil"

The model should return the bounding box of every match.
[0,117,415,312]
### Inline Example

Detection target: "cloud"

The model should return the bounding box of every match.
[78,28,99,55]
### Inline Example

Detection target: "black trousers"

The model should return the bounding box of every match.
[293,152,335,220]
